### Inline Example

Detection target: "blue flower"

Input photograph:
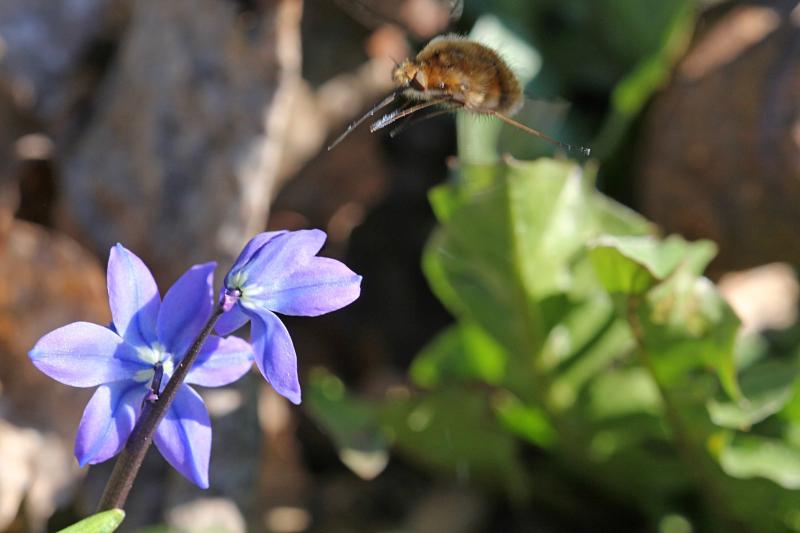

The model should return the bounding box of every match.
[29,244,253,488]
[216,229,362,404]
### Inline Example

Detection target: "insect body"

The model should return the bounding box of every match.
[393,34,523,116]
[329,34,590,156]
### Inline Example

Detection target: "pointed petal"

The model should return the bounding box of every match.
[108,244,160,346]
[254,257,362,316]
[75,381,144,465]
[186,335,253,387]
[29,322,146,387]
[224,231,287,286]
[214,304,250,336]
[154,384,211,488]
[238,230,327,284]
[250,310,301,404]
[158,262,216,357]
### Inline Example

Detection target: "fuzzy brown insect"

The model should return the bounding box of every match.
[329,34,590,156]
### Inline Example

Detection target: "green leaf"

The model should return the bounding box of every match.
[423,159,595,355]
[640,263,741,400]
[410,322,507,388]
[588,234,707,295]
[591,193,656,237]
[379,387,530,500]
[305,369,390,480]
[57,510,125,533]
[718,435,800,489]
[589,367,662,420]
[708,361,797,430]
[507,159,595,299]
[548,317,634,411]
[494,391,557,448]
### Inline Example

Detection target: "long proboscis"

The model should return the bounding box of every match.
[328,91,399,151]
[493,112,591,157]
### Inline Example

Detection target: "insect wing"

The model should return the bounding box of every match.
[445,0,463,21]
[332,0,463,31]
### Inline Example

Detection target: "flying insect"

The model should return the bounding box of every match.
[328,33,590,156]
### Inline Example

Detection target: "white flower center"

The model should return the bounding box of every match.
[133,342,175,383]
[228,270,263,308]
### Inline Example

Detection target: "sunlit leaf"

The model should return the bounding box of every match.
[57,510,125,533]
[640,268,741,400]
[589,367,662,420]
[719,436,800,489]
[411,322,507,388]
[493,391,556,448]
[708,361,797,430]
[587,235,703,295]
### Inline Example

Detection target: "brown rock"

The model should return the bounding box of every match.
[0,0,123,120]
[0,217,107,433]
[636,3,800,273]
[58,0,303,283]
[0,216,109,530]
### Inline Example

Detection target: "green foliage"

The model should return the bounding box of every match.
[305,368,389,480]
[57,510,124,533]
[308,156,800,531]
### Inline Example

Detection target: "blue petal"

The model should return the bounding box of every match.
[214,303,250,336]
[224,231,287,286]
[186,335,253,387]
[108,244,160,347]
[29,322,147,387]
[249,310,301,404]
[157,262,216,358]
[237,230,327,286]
[154,384,212,488]
[253,257,362,316]
[75,381,144,466]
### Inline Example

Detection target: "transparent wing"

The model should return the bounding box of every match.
[446,0,464,20]
[333,0,462,35]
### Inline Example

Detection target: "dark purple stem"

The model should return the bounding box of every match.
[97,304,225,511]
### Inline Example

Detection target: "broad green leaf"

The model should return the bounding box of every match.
[410,322,506,388]
[548,318,634,411]
[718,435,800,489]
[640,269,740,400]
[379,387,529,500]
[539,291,615,372]
[708,361,797,430]
[57,510,125,533]
[423,159,595,355]
[589,367,662,420]
[493,391,557,448]
[507,159,595,299]
[591,193,656,237]
[588,235,706,295]
[305,369,389,480]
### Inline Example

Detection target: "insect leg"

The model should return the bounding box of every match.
[370,98,450,132]
[492,112,591,157]
[389,105,457,138]
[328,90,400,150]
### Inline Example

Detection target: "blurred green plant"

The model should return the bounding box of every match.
[308,6,800,529]
[309,155,800,531]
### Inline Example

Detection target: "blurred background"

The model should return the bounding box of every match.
[1,0,800,531]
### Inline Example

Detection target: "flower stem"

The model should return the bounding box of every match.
[97,304,225,511]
